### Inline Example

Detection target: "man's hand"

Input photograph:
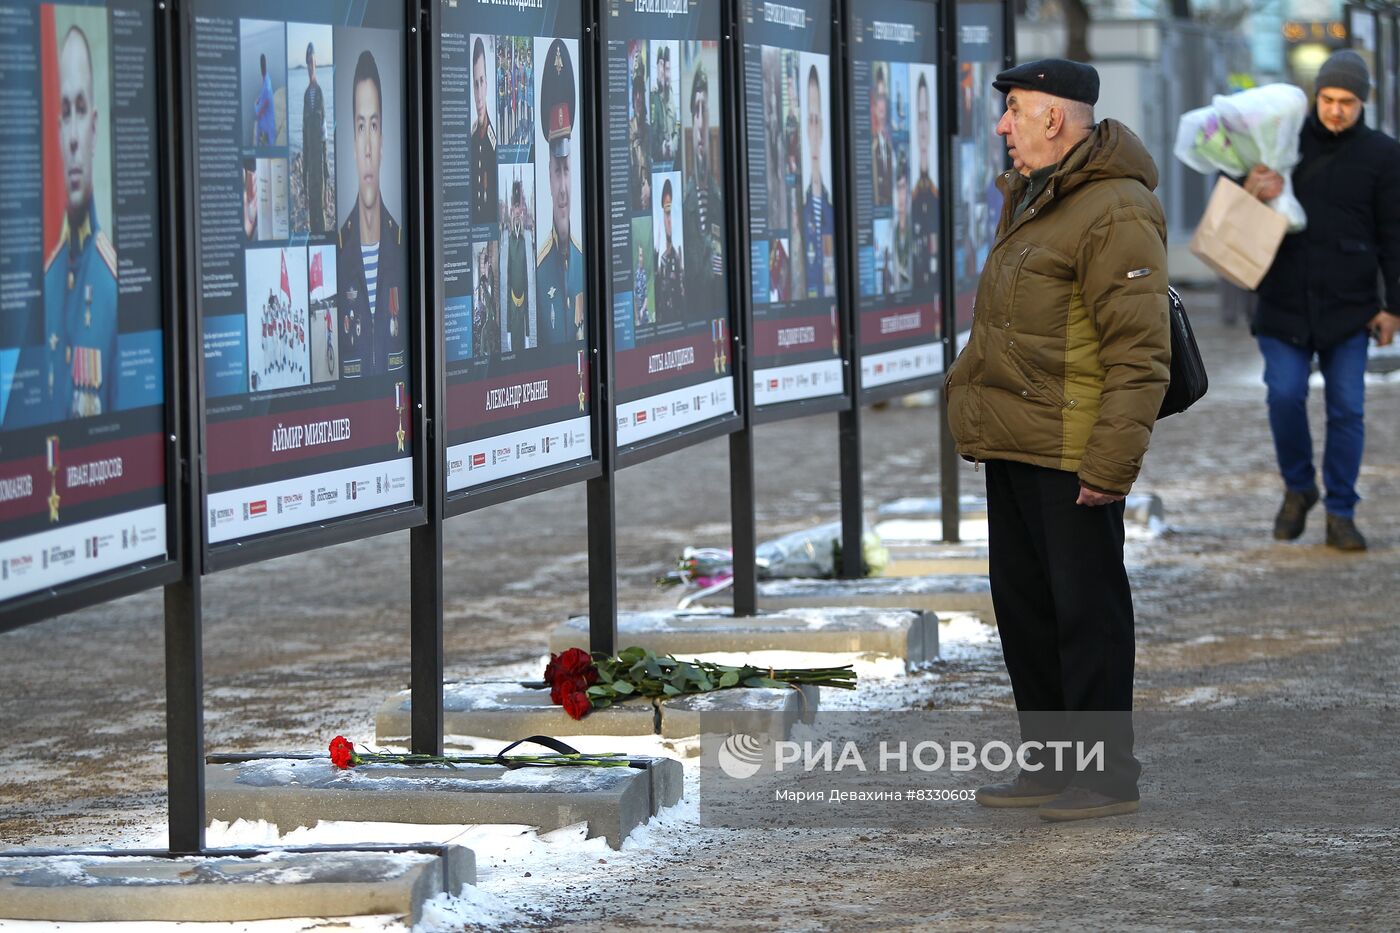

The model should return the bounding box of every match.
[1369,310,1400,347]
[1243,165,1284,201]
[1076,485,1125,507]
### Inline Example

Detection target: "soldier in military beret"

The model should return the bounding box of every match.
[537,38,584,346]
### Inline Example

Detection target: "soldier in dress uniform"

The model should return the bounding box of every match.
[893,150,913,292]
[802,65,834,300]
[471,37,498,224]
[474,244,498,357]
[536,38,584,346]
[651,44,676,164]
[337,50,405,378]
[629,53,652,211]
[910,73,940,290]
[505,178,530,351]
[655,180,683,324]
[683,61,724,321]
[870,63,893,207]
[45,25,117,421]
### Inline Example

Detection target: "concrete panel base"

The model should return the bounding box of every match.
[376,681,657,742]
[548,607,937,668]
[687,580,996,623]
[658,687,810,739]
[0,846,471,923]
[205,756,675,850]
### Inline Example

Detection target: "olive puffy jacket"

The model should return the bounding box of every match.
[945,119,1170,496]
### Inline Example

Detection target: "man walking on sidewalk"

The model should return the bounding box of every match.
[945,59,1170,821]
[1244,50,1400,551]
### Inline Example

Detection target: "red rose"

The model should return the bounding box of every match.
[545,648,597,687]
[329,735,358,769]
[551,674,588,706]
[561,689,592,721]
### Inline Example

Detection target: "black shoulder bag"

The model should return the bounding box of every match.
[1157,286,1209,419]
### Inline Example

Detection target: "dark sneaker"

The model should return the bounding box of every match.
[1273,487,1319,540]
[1038,786,1141,822]
[975,773,1065,808]
[1325,514,1368,551]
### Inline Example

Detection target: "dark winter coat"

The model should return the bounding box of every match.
[1254,112,1400,350]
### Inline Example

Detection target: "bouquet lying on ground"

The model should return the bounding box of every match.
[1173,83,1309,230]
[327,735,632,770]
[659,522,890,590]
[544,646,857,720]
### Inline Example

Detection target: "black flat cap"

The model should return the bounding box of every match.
[993,58,1099,105]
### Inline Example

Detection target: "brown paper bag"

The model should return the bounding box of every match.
[1189,176,1289,291]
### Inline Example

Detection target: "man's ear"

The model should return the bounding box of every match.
[1043,105,1064,139]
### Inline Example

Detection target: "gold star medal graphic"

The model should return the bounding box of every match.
[394,382,406,452]
[577,350,586,412]
[46,435,61,522]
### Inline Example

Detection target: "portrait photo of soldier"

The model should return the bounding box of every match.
[42,10,117,421]
[631,219,654,326]
[289,23,335,236]
[500,167,537,353]
[472,240,499,359]
[470,36,498,226]
[800,58,834,300]
[336,43,406,378]
[910,66,940,290]
[496,35,534,152]
[535,37,584,346]
[628,41,652,212]
[760,46,788,232]
[650,41,680,166]
[892,149,912,292]
[870,62,893,208]
[241,20,286,147]
[682,43,725,321]
[653,174,685,326]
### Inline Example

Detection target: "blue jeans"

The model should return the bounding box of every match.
[1257,331,1368,518]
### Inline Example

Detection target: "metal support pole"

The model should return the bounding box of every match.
[585,6,618,656]
[835,0,864,579]
[939,0,963,544]
[163,572,205,855]
[726,0,759,614]
[409,0,443,755]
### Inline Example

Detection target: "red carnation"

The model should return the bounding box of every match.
[551,674,588,706]
[329,735,358,769]
[561,689,592,721]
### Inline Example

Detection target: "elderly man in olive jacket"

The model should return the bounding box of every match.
[945,59,1170,821]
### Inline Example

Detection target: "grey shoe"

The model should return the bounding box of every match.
[975,772,1065,808]
[1038,786,1141,822]
[1273,487,1319,540]
[1325,514,1368,551]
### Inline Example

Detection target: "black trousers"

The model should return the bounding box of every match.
[985,459,1141,799]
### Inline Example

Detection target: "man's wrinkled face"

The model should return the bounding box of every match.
[473,53,487,125]
[1316,87,1362,134]
[59,30,96,220]
[354,78,382,213]
[550,150,570,241]
[996,89,1053,175]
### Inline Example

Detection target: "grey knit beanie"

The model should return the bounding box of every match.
[1315,49,1370,100]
